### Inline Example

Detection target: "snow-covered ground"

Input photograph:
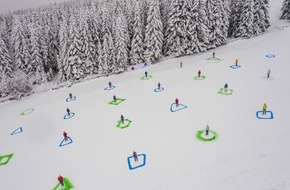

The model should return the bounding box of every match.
[1,1,290,189]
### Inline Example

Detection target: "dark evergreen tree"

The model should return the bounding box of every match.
[144,0,164,62]
[281,0,290,20]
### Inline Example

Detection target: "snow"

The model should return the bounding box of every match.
[1,1,290,189]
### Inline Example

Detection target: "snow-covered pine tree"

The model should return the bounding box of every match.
[65,15,84,81]
[281,0,290,20]
[29,22,47,84]
[112,2,129,73]
[11,17,30,75]
[221,0,230,37]
[99,2,114,74]
[58,18,69,81]
[187,0,209,53]
[88,3,102,74]
[164,0,185,56]
[253,0,270,35]
[79,10,96,76]
[0,36,13,80]
[205,0,227,49]
[160,0,170,55]
[144,0,164,62]
[229,0,242,37]
[235,0,254,38]
[130,0,144,65]
[261,0,270,29]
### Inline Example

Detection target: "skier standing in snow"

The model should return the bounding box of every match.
[205,125,209,136]
[262,103,267,115]
[224,83,228,92]
[213,51,215,58]
[175,98,179,107]
[120,114,125,124]
[66,108,70,116]
[198,70,201,78]
[63,131,68,141]
[145,71,148,78]
[109,81,112,88]
[58,175,64,186]
[158,82,161,89]
[133,151,138,162]
[180,62,183,68]
[267,69,271,78]
[69,93,72,99]
[113,95,117,102]
[235,58,238,66]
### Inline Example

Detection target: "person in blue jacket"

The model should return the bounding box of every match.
[145,71,148,78]
[158,82,161,89]
[121,114,124,124]
[224,83,228,92]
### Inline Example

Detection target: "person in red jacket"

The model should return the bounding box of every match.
[63,131,68,141]
[58,175,64,186]
[198,70,201,78]
[175,98,179,107]
[213,51,215,58]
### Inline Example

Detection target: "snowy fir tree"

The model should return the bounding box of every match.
[79,10,97,76]
[0,36,13,79]
[187,0,209,53]
[65,15,84,81]
[164,0,186,56]
[29,22,47,84]
[281,0,290,20]
[205,0,228,49]
[11,17,30,75]
[112,3,129,73]
[235,0,254,38]
[58,18,70,81]
[261,0,270,29]
[99,2,114,74]
[130,0,144,65]
[144,0,164,62]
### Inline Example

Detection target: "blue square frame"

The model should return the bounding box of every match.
[256,111,274,119]
[230,65,241,69]
[127,154,146,170]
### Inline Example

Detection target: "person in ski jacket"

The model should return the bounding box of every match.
[121,114,124,124]
[69,93,72,99]
[198,70,201,78]
[180,62,183,68]
[158,82,161,89]
[66,108,70,116]
[63,131,68,141]
[262,103,267,115]
[58,175,64,186]
[205,125,209,136]
[235,58,238,66]
[113,95,117,102]
[224,83,228,92]
[267,69,271,78]
[133,151,138,162]
[213,51,215,58]
[175,98,179,107]
[109,81,112,88]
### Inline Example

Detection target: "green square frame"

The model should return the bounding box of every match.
[116,119,132,129]
[218,88,233,95]
[108,98,126,105]
[0,153,14,166]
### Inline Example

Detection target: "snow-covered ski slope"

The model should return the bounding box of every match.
[1,1,290,190]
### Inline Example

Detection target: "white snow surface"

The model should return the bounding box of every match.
[1,1,290,189]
